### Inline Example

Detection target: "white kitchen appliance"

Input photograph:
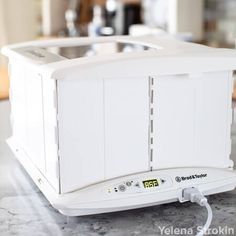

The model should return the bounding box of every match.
[2,36,236,216]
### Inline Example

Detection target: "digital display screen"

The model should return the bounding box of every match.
[142,179,159,188]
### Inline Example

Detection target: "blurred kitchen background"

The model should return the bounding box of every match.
[1,0,236,99]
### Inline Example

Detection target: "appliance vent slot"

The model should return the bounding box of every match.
[149,76,155,170]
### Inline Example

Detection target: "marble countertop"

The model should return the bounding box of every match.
[0,100,236,236]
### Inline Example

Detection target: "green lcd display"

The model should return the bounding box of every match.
[142,179,159,188]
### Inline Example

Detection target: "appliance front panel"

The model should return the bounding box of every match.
[152,71,233,169]
[58,77,105,193]
[104,76,149,179]
[58,75,150,193]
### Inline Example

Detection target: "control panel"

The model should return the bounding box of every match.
[106,175,172,194]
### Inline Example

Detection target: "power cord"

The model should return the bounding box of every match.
[182,187,213,236]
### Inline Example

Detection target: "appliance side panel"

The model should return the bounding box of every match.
[104,76,149,179]
[58,77,105,193]
[25,71,46,174]
[9,61,46,174]
[153,71,232,169]
[9,61,28,148]
[227,73,234,164]
[42,77,59,192]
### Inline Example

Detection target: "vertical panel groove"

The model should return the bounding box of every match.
[149,76,155,171]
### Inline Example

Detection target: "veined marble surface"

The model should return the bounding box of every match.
[0,100,236,236]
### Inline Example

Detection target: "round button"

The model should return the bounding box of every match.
[118,184,126,192]
[161,179,166,184]
[126,181,132,187]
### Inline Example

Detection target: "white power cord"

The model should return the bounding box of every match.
[182,187,213,236]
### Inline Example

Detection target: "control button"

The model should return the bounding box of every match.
[118,184,126,192]
[134,182,140,188]
[126,181,132,187]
